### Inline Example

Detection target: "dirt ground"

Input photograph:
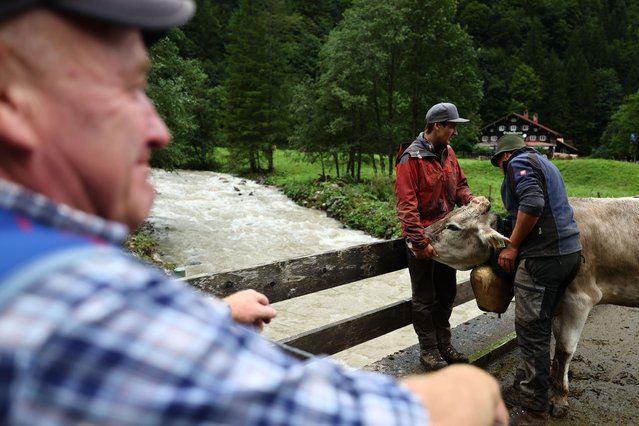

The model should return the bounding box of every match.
[486,304,639,425]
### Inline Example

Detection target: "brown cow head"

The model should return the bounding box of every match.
[425,196,510,270]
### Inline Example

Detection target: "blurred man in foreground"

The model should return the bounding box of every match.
[0,1,507,424]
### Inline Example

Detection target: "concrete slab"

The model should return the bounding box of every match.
[363,302,517,377]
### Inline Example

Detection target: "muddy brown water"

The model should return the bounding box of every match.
[486,304,639,425]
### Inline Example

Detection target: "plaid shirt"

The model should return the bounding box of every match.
[0,180,427,426]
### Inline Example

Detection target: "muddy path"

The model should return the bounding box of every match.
[486,304,639,425]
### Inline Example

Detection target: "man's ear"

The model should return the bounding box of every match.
[0,85,38,153]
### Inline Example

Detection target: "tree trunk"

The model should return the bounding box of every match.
[370,153,377,174]
[320,151,326,179]
[249,150,258,173]
[265,145,274,172]
[348,150,355,178]
[388,153,394,177]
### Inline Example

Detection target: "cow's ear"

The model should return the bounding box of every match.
[478,228,510,249]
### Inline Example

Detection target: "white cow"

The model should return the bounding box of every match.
[424,197,639,417]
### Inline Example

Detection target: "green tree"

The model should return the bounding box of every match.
[222,0,297,173]
[477,48,512,124]
[508,63,542,113]
[562,39,596,153]
[289,0,351,79]
[299,0,482,180]
[147,31,217,169]
[457,0,494,43]
[538,53,570,140]
[401,0,482,141]
[317,0,409,179]
[591,67,624,143]
[178,0,231,84]
[596,89,639,160]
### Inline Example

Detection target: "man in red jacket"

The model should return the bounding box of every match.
[395,102,478,371]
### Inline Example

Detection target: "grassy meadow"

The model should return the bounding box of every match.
[259,150,639,240]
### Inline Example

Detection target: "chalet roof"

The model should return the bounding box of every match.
[482,112,563,137]
[556,137,578,153]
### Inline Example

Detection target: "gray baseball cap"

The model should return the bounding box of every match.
[0,0,195,44]
[425,102,470,124]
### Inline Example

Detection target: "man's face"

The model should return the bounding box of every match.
[26,12,171,230]
[496,152,512,174]
[432,122,458,146]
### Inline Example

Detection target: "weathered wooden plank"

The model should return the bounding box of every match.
[280,279,475,356]
[453,277,475,307]
[185,238,407,303]
[279,298,412,357]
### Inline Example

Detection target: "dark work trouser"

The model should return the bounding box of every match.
[513,251,581,412]
[406,245,457,350]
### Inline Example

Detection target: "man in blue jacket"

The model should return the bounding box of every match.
[491,134,582,426]
[0,1,508,424]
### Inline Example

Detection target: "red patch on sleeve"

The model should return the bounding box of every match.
[17,216,33,232]
[519,169,527,176]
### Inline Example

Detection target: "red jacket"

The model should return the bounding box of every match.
[395,134,473,249]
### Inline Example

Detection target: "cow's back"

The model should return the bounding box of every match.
[570,197,639,306]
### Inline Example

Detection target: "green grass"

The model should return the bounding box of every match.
[461,158,639,199]
[125,227,176,272]
[268,150,639,197]
[215,149,639,239]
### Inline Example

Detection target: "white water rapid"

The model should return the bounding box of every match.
[148,169,482,368]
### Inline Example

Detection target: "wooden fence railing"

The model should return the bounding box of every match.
[184,238,479,358]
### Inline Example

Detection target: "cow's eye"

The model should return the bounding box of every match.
[446,223,461,231]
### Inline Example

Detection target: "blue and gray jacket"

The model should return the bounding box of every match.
[501,148,581,258]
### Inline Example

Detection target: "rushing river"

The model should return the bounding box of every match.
[148,169,480,368]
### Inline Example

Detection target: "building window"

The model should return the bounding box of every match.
[482,136,488,142]
[510,117,517,122]
[522,125,529,131]
[539,135,547,141]
[491,135,498,142]
[510,125,517,132]
[529,135,537,141]
[498,125,505,131]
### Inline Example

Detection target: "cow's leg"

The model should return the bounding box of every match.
[550,283,598,417]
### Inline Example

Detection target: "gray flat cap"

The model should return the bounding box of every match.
[0,0,195,44]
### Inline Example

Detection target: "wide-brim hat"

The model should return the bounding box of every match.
[0,0,195,45]
[491,134,527,167]
[425,102,469,124]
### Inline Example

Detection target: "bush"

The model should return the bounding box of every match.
[278,177,401,240]
[472,143,493,157]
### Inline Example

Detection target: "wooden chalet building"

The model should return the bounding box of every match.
[480,112,579,156]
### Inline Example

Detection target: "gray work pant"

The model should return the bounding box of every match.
[406,246,457,350]
[513,252,581,411]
